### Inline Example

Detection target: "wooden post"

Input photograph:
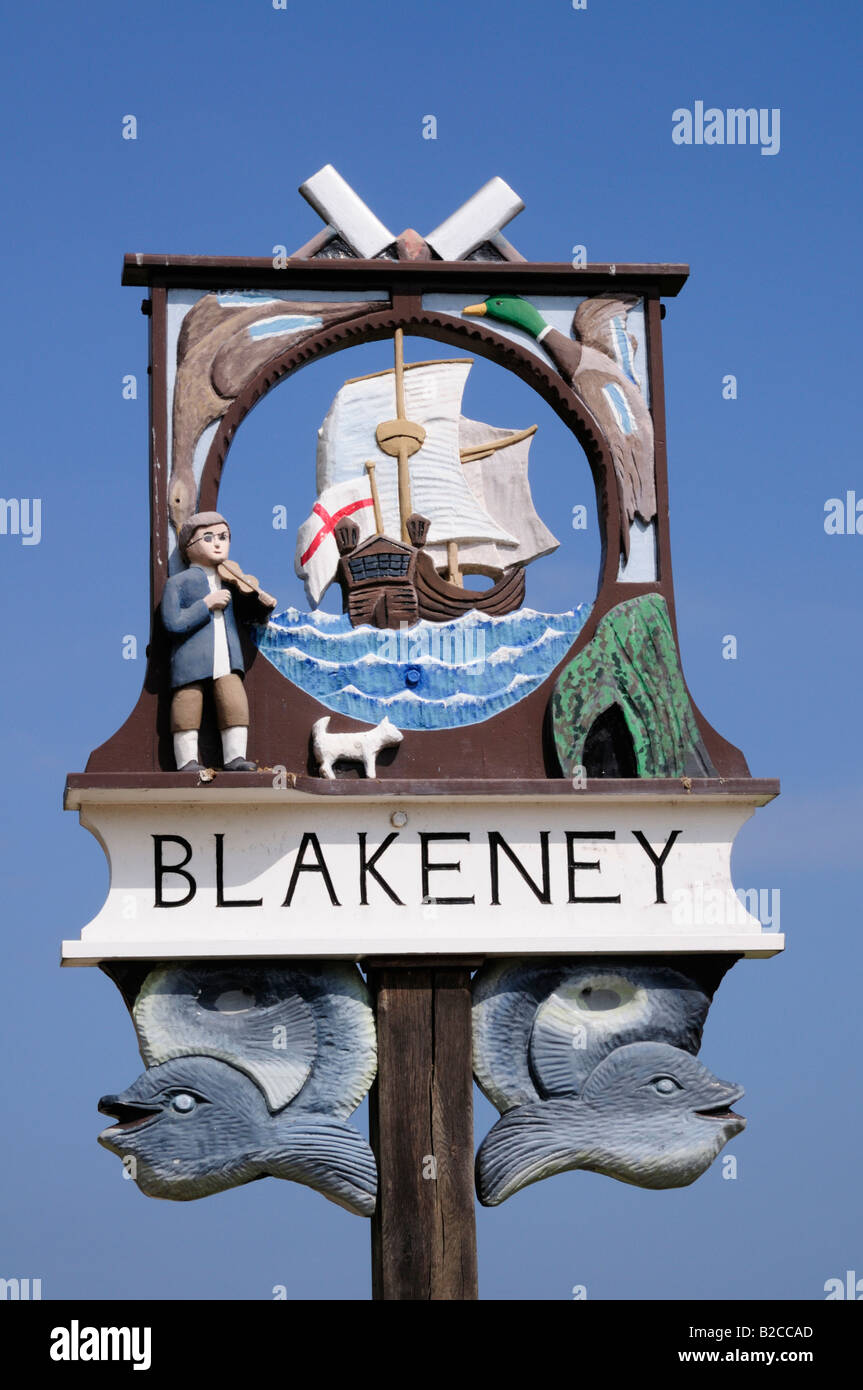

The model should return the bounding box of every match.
[368,963,479,1301]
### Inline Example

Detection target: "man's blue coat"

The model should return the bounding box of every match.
[161,565,245,689]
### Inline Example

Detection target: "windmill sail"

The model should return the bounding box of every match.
[424,416,559,575]
[316,360,518,548]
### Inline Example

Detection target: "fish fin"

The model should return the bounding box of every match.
[476,1101,580,1206]
[529,1001,598,1097]
[264,1116,377,1217]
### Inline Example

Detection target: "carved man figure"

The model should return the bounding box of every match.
[161,511,275,771]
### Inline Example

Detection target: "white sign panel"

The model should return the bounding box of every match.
[61,791,783,963]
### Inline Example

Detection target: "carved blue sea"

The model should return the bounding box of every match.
[254,606,591,731]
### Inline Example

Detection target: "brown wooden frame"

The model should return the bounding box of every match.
[84,255,750,779]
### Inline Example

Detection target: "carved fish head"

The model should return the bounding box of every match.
[98,1052,379,1215]
[577,1041,745,1188]
[98,1055,267,1199]
[476,1041,744,1205]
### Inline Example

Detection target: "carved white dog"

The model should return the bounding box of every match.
[311,716,403,779]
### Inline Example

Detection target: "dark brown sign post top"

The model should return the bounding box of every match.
[64,168,780,1301]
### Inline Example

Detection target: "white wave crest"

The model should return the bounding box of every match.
[336,670,539,710]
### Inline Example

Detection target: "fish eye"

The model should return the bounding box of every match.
[167,1091,199,1114]
[652,1076,682,1096]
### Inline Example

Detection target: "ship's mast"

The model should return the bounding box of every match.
[364,460,384,532]
[374,329,426,543]
[370,338,536,582]
[446,542,462,586]
[459,424,537,463]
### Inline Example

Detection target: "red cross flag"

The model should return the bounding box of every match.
[295,477,378,605]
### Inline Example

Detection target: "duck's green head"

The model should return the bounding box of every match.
[462,296,548,339]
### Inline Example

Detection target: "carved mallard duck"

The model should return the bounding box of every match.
[462,295,656,559]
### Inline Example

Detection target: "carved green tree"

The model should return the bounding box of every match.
[551,593,716,778]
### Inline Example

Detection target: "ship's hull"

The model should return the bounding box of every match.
[347,583,419,630]
[336,532,526,629]
[414,551,526,622]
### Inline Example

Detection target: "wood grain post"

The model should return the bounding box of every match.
[368,963,478,1301]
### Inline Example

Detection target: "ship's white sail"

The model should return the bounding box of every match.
[424,416,559,575]
[316,360,518,548]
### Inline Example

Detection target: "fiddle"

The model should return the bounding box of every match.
[217,559,277,611]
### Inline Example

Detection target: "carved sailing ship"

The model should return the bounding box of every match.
[295,331,558,629]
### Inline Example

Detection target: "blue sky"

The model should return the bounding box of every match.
[1,0,861,1300]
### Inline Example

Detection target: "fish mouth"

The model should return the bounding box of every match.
[98,1096,162,1140]
[695,1088,745,1124]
